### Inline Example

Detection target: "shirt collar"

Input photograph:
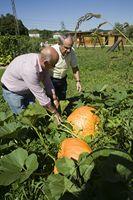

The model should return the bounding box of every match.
[37,54,43,72]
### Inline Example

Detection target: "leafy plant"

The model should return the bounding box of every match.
[0,148,38,186]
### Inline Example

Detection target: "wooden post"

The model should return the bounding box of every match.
[107,37,124,52]
[77,34,86,48]
[93,34,102,48]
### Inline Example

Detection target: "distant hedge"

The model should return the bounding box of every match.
[0,36,42,66]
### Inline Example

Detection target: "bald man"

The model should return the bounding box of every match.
[51,34,82,100]
[1,47,61,124]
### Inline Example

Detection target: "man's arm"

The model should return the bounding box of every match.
[70,49,82,93]
[22,69,61,124]
[42,68,60,109]
[72,66,82,92]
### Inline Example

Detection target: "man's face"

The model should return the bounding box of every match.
[45,60,57,69]
[44,60,53,69]
[42,58,59,70]
[60,37,73,56]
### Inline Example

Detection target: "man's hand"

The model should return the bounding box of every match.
[72,67,82,92]
[53,99,60,110]
[45,103,62,125]
[52,93,60,109]
[76,81,82,92]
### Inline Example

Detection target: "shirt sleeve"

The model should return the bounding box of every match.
[21,65,51,106]
[42,68,56,97]
[70,48,78,68]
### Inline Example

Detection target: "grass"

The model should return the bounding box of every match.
[0,68,5,77]
[67,47,133,97]
[0,47,133,112]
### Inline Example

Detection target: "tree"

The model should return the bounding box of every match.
[113,22,124,34]
[113,22,133,39]
[0,13,28,35]
[39,29,53,39]
[125,25,133,39]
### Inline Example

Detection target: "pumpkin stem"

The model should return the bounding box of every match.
[59,123,81,139]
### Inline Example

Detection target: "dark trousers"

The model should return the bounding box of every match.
[51,76,67,100]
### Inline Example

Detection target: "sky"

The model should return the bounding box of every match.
[0,0,133,31]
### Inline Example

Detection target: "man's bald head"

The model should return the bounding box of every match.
[59,34,74,46]
[40,46,59,69]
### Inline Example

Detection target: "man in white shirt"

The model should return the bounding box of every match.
[51,34,82,100]
[1,46,61,124]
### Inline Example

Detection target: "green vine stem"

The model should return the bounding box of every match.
[31,125,55,161]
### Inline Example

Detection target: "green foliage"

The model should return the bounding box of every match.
[44,174,80,200]
[0,148,38,186]
[113,22,133,38]
[113,22,125,34]
[55,157,76,176]
[67,47,133,97]
[48,149,133,200]
[0,35,42,65]
[0,13,28,35]
[39,29,53,39]
[0,47,133,199]
[126,25,133,38]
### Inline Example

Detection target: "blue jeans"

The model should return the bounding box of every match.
[2,88,35,114]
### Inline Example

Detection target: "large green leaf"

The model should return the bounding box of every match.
[0,112,13,123]
[79,148,133,183]
[89,148,132,161]
[0,121,27,138]
[44,174,80,200]
[78,153,95,182]
[60,100,69,113]
[55,157,76,177]
[16,102,47,126]
[0,148,38,186]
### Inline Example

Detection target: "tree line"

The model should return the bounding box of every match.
[0,13,55,39]
[0,13,133,39]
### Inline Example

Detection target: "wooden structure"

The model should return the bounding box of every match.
[107,37,125,52]
[69,31,127,49]
[77,33,86,48]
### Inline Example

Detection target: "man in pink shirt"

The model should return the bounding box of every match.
[1,46,61,124]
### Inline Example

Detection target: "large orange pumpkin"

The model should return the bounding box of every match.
[54,138,92,174]
[67,106,100,137]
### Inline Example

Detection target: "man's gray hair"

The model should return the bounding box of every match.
[40,47,51,61]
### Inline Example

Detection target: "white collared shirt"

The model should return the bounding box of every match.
[51,44,77,79]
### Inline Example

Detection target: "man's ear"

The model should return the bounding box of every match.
[43,59,47,64]
[43,59,50,66]
[43,59,52,68]
[40,57,47,67]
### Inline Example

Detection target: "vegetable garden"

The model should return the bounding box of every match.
[0,46,133,200]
